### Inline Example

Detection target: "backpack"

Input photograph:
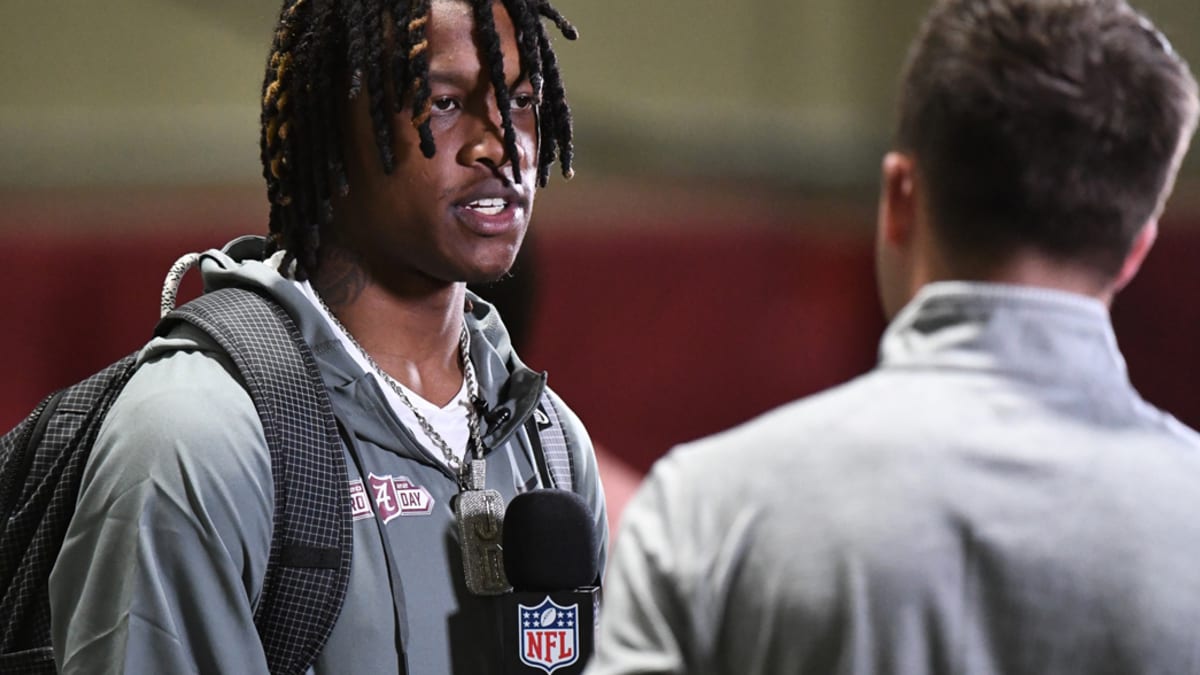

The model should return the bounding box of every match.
[0,284,351,675]
[0,243,575,674]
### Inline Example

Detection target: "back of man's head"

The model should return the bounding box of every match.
[896,0,1199,280]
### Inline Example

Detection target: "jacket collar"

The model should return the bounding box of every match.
[880,281,1130,388]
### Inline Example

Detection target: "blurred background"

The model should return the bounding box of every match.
[3,0,1200,531]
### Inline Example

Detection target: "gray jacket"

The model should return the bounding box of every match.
[49,246,608,674]
[588,282,1200,675]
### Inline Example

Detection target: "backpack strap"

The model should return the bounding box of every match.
[524,392,575,492]
[160,287,351,675]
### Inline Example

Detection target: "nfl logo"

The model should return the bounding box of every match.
[518,597,579,673]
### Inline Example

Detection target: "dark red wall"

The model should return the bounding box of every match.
[2,218,1197,471]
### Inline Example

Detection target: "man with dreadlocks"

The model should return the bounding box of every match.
[47,0,605,673]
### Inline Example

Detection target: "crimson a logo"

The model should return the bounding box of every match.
[349,475,434,523]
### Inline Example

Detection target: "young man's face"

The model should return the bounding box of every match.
[335,0,538,288]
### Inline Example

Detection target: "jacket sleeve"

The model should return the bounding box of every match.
[49,338,275,675]
[545,388,610,578]
[584,458,692,675]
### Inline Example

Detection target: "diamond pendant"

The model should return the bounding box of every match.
[455,458,511,595]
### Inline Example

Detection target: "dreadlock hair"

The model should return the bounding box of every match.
[259,0,578,280]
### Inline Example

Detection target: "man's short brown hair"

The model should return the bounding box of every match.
[896,0,1199,277]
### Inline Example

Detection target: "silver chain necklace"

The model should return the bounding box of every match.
[315,293,482,482]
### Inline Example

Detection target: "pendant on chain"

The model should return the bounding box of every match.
[454,456,512,595]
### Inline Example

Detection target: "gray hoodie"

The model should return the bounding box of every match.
[49,243,608,674]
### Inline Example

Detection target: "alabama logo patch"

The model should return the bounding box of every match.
[349,475,434,523]
[518,597,579,674]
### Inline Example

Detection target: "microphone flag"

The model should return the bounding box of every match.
[501,589,598,674]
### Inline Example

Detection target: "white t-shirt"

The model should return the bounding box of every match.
[292,279,473,470]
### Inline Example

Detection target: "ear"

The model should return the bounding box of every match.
[878,152,918,249]
[1111,219,1158,295]
[875,152,922,319]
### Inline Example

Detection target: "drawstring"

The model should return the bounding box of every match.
[160,252,201,318]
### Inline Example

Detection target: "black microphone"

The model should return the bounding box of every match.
[498,489,600,674]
